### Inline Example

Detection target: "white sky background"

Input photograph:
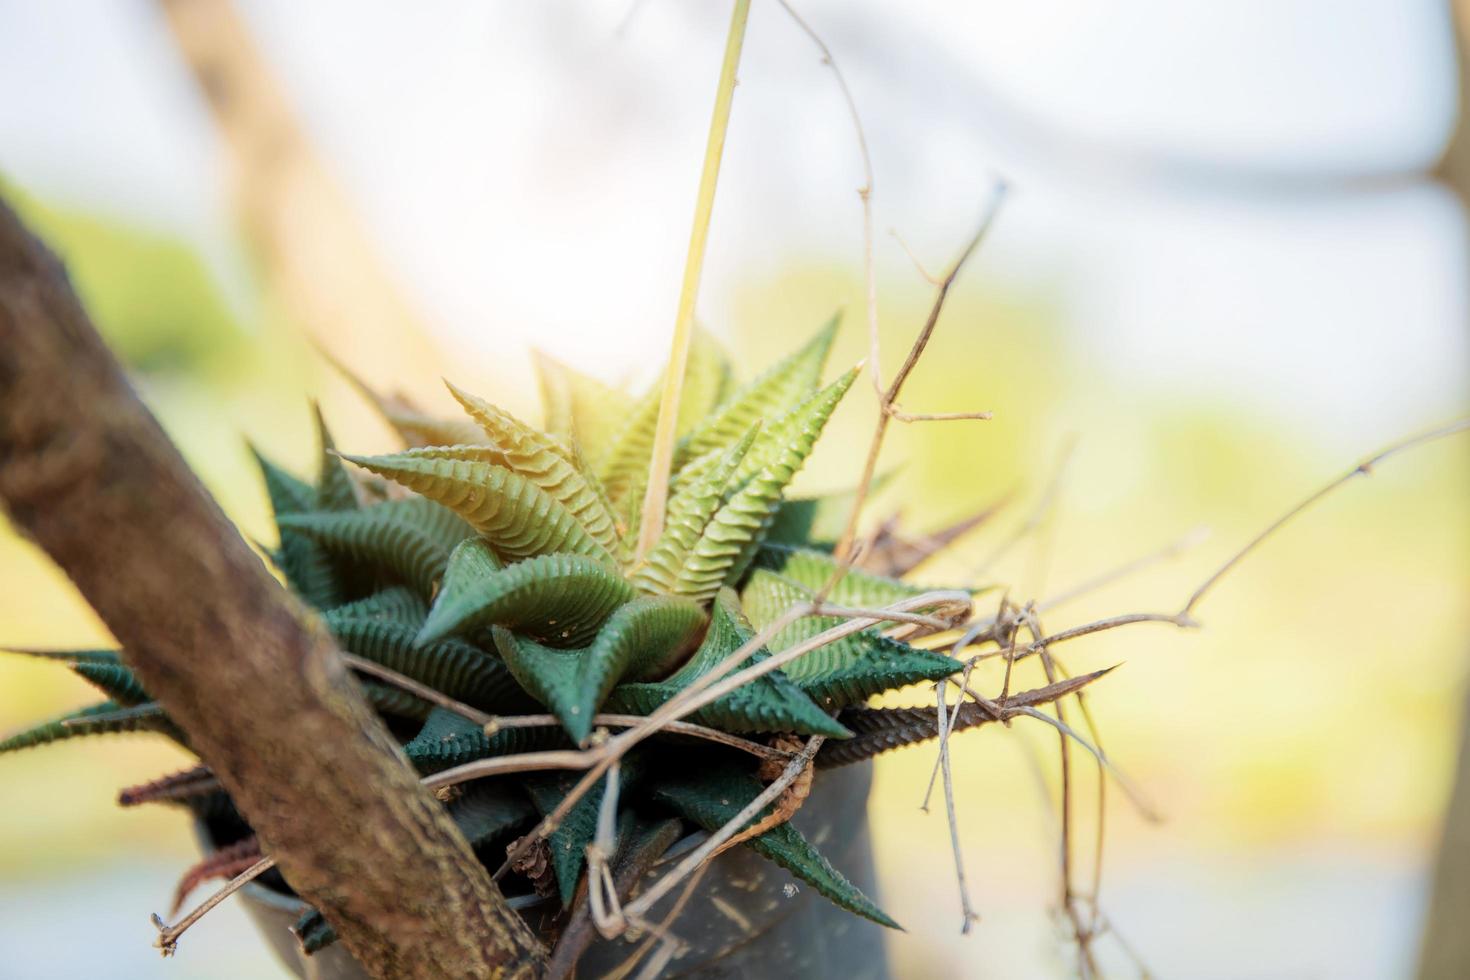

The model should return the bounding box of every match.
[0,0,1465,454]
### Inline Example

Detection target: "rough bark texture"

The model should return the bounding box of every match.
[0,196,543,979]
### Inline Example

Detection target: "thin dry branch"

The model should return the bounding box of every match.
[153,857,275,954]
[819,667,1113,769]
[491,591,971,880]
[344,655,787,761]
[774,0,879,393]
[936,681,980,932]
[613,736,826,932]
[155,0,442,391]
[831,189,1007,566]
[776,0,1004,575]
[1029,614,1098,979]
[1181,417,1470,618]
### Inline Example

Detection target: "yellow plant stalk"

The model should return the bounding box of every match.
[637,0,753,561]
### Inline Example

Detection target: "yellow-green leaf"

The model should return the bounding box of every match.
[677,315,838,464]
[340,449,617,564]
[446,381,622,558]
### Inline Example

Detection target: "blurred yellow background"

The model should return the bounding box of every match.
[1,2,1467,978]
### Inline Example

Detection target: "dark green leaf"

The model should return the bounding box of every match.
[651,760,899,928]
[419,548,634,648]
[607,589,849,738]
[279,497,473,596]
[491,594,706,742]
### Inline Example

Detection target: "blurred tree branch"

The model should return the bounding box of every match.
[1419,5,1470,978]
[156,0,442,389]
[0,195,542,978]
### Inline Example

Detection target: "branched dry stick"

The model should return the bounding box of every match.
[1028,611,1099,979]
[488,591,971,880]
[153,857,275,954]
[1008,417,1470,661]
[709,735,816,860]
[607,863,714,980]
[936,681,981,933]
[611,736,827,936]
[776,0,1001,576]
[584,759,625,936]
[544,819,681,980]
[922,608,1015,811]
[831,187,1008,568]
[935,669,1159,822]
[1051,653,1113,959]
[774,0,879,393]
[1180,417,1470,619]
[952,417,1470,681]
[343,653,787,761]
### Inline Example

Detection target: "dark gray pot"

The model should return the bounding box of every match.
[211,763,889,979]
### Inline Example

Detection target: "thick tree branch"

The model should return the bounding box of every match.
[155,0,444,394]
[0,197,543,978]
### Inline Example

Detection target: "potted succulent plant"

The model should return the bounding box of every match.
[2,309,1102,976]
[0,2,1119,973]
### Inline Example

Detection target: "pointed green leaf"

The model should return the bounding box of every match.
[631,423,759,594]
[524,761,639,907]
[419,549,635,648]
[329,586,429,625]
[279,497,474,596]
[320,347,487,448]
[340,449,616,564]
[592,381,661,507]
[651,760,899,928]
[817,669,1114,767]
[487,628,582,735]
[753,544,929,608]
[740,569,958,710]
[0,701,169,754]
[766,470,898,549]
[312,406,360,512]
[71,662,150,706]
[251,447,342,608]
[491,594,705,743]
[533,350,636,461]
[324,612,523,711]
[446,381,623,558]
[678,315,838,464]
[447,782,538,848]
[402,707,570,774]
[670,369,857,601]
[607,589,849,738]
[1,647,121,666]
[676,328,734,437]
